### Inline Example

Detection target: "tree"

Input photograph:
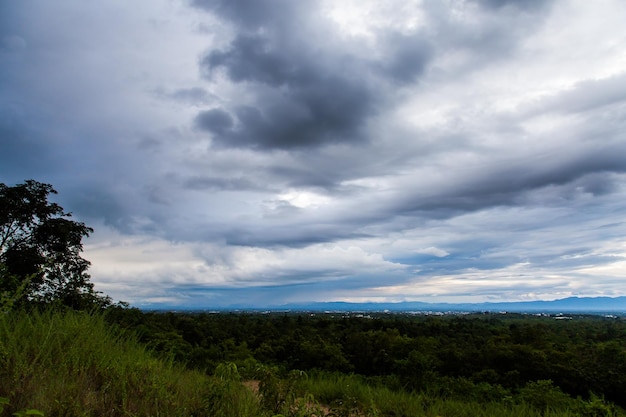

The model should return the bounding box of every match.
[0,180,106,308]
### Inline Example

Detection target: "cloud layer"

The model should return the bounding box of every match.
[2,0,626,308]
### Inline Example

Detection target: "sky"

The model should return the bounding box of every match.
[2,0,626,309]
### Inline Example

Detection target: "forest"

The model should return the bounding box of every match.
[104,307,626,415]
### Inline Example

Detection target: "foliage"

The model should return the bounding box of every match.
[3,307,626,417]
[0,180,107,309]
[0,397,44,417]
[106,309,626,411]
[518,380,572,413]
[0,265,34,313]
[258,367,310,415]
[203,362,264,417]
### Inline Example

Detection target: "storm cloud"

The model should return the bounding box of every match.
[192,0,434,150]
[2,0,626,308]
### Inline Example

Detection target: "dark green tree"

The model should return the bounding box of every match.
[0,180,106,308]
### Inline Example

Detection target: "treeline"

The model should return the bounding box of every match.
[105,308,626,408]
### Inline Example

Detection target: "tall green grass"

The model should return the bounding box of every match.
[298,370,621,417]
[0,309,262,417]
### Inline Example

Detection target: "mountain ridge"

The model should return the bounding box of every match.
[256,296,626,314]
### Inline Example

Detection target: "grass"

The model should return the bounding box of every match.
[0,309,261,417]
[298,370,622,417]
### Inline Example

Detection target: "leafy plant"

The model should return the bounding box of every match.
[0,180,109,309]
[0,267,34,313]
[258,367,313,416]
[519,380,572,413]
[0,397,44,417]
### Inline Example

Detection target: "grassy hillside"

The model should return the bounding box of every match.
[1,309,622,417]
[0,309,260,417]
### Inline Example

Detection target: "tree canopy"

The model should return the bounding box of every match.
[0,180,106,308]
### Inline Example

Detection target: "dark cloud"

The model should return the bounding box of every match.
[183,175,261,191]
[195,108,234,135]
[191,0,307,30]
[376,32,433,84]
[221,224,371,248]
[196,91,375,149]
[199,40,377,149]
[531,73,626,115]
[204,34,312,86]
[392,140,626,217]
[193,0,437,150]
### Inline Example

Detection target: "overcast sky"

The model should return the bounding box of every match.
[2,0,626,308]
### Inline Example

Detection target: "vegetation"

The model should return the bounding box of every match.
[103,309,626,415]
[2,309,624,417]
[0,180,108,309]
[2,180,625,416]
[0,309,261,416]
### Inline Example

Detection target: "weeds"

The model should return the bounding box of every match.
[0,309,240,417]
[0,397,44,417]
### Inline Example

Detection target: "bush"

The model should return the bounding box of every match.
[519,380,573,413]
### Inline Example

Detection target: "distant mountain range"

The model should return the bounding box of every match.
[253,296,626,314]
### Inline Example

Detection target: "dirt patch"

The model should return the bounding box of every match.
[242,380,332,415]
[243,379,260,395]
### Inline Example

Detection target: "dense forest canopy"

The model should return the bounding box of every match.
[106,308,626,408]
